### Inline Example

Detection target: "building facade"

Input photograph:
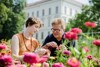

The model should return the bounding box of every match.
[24,0,83,43]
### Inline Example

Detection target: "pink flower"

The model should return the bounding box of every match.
[63,50,71,56]
[86,55,93,60]
[70,28,82,34]
[30,65,35,67]
[43,62,49,67]
[52,63,65,67]
[84,21,96,28]
[0,55,12,66]
[38,55,48,63]
[93,40,100,46]
[23,53,39,64]
[0,44,7,50]
[3,55,12,63]
[16,64,26,67]
[64,32,78,40]
[67,57,80,67]
[82,46,90,52]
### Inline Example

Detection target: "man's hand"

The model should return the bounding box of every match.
[46,41,58,48]
[57,44,67,52]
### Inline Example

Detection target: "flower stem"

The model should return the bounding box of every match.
[97,47,100,58]
[27,64,30,67]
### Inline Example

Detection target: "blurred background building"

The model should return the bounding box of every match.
[24,0,83,43]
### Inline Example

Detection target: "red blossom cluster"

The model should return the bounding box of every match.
[70,28,82,34]
[0,55,12,66]
[93,40,100,46]
[84,21,97,28]
[64,31,78,40]
[52,63,65,67]
[23,53,48,64]
[64,27,83,40]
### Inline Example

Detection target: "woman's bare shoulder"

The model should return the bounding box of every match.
[12,33,21,39]
[32,38,38,41]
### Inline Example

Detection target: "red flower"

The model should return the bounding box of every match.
[38,55,48,63]
[70,28,82,34]
[23,53,39,64]
[84,21,96,28]
[0,55,12,66]
[0,44,7,50]
[67,57,80,67]
[86,55,93,60]
[93,40,100,46]
[52,63,65,67]
[63,50,71,56]
[64,32,78,40]
[3,55,12,63]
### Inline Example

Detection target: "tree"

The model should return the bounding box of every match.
[0,0,26,40]
[68,0,100,33]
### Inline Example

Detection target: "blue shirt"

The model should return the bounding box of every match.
[43,34,75,56]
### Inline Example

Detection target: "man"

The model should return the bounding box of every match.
[42,18,75,56]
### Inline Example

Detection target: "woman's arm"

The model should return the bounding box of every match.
[11,35,24,61]
[11,35,19,56]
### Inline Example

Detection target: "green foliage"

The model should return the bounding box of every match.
[68,0,100,33]
[47,33,100,67]
[0,0,26,40]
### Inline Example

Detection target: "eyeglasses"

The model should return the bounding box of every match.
[51,28,61,32]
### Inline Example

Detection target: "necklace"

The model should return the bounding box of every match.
[22,33,32,51]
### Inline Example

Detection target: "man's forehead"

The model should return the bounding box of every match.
[52,26,62,29]
[52,25,62,27]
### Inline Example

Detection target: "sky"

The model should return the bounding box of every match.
[27,0,89,4]
[27,0,41,4]
[75,0,89,4]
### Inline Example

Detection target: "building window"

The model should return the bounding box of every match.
[36,33,38,39]
[41,32,44,39]
[27,13,29,18]
[49,8,51,15]
[48,31,50,35]
[56,6,58,14]
[37,11,39,17]
[70,8,72,16]
[67,8,70,15]
[75,10,77,14]
[48,17,50,26]
[65,6,67,14]
[32,12,34,16]
[42,9,45,16]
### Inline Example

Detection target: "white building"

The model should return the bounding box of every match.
[24,0,83,43]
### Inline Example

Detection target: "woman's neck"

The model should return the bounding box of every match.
[23,30,32,39]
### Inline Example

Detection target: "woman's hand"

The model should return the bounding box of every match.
[35,48,50,57]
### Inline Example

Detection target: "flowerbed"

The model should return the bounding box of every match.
[0,21,100,67]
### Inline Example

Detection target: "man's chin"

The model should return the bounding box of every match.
[54,36,58,38]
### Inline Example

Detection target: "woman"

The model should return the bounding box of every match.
[11,17,48,60]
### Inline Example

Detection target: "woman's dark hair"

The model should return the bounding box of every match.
[26,17,43,28]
